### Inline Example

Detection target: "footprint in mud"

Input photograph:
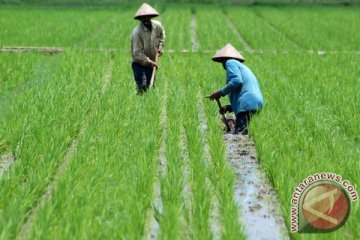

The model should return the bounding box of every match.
[240,150,248,156]
[248,203,262,212]
[257,195,264,201]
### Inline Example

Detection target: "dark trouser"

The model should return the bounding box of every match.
[132,62,154,94]
[235,110,257,134]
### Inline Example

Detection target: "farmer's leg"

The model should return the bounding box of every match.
[132,62,148,94]
[235,111,256,135]
[235,112,248,134]
[145,65,154,88]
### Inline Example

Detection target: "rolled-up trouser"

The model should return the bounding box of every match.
[235,110,257,134]
[131,62,154,94]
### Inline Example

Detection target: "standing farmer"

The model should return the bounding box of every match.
[208,43,264,135]
[131,3,165,94]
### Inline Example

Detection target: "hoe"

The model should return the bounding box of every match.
[149,52,159,88]
[205,96,232,132]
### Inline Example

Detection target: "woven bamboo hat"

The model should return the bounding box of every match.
[212,43,245,63]
[134,3,159,20]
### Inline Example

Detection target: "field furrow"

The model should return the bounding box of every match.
[158,62,188,239]
[224,133,289,240]
[190,13,200,52]
[144,81,168,240]
[197,94,222,240]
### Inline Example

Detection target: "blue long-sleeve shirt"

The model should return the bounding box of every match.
[219,59,263,115]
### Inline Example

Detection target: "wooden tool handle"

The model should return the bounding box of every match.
[149,53,159,88]
[216,99,231,132]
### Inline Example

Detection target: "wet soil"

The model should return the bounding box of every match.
[224,133,289,240]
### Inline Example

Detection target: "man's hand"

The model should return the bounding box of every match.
[157,48,163,57]
[149,60,158,68]
[209,91,222,100]
[219,105,231,115]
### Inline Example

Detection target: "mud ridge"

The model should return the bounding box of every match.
[190,14,200,52]
[0,152,15,179]
[144,81,168,240]
[180,126,194,238]
[0,46,118,53]
[224,133,289,240]
[0,46,64,53]
[197,95,221,240]
[16,57,114,240]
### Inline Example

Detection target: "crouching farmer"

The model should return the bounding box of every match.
[208,43,264,135]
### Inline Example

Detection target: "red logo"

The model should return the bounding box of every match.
[301,183,350,231]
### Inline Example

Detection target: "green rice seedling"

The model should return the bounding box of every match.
[156,54,191,239]
[0,7,143,48]
[253,6,360,50]
[0,51,109,239]
[0,53,38,154]
[0,8,110,47]
[75,7,137,48]
[0,53,30,86]
[251,52,359,239]
[27,53,163,239]
[184,91,212,239]
[161,6,192,51]
[226,6,301,51]
[196,6,244,51]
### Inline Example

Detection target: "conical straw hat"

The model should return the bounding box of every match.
[212,43,245,62]
[134,3,159,19]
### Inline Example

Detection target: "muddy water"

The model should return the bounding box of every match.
[224,133,289,240]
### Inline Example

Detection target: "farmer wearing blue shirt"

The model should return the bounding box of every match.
[209,44,263,135]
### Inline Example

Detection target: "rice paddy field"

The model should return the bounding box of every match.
[0,3,359,240]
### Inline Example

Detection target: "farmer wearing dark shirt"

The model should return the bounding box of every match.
[131,3,165,94]
[209,43,264,135]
